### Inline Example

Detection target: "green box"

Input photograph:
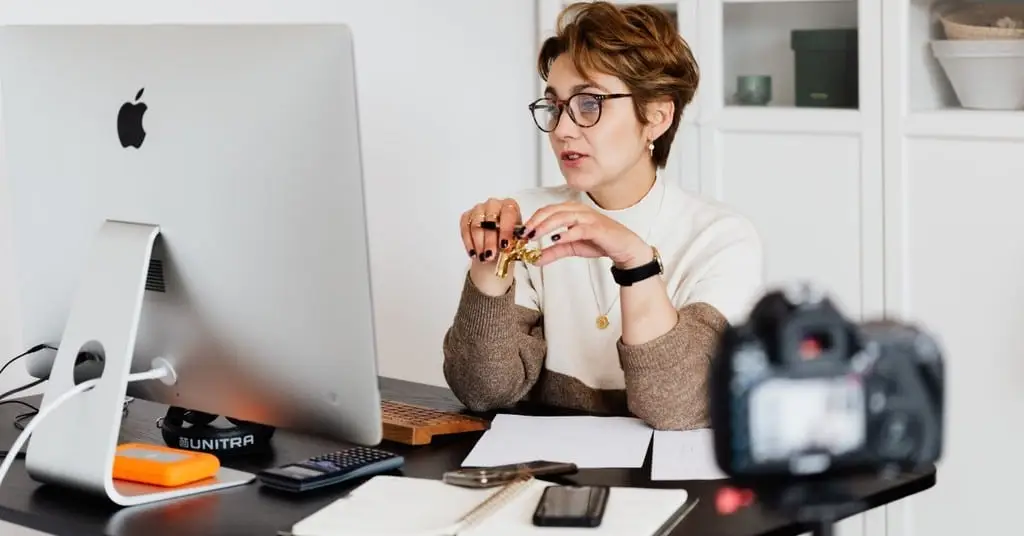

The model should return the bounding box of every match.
[790,28,859,108]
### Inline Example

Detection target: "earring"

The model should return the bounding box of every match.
[648,141,655,156]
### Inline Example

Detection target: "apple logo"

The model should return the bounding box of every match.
[117,87,147,149]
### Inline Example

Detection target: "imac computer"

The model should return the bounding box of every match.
[0,24,382,505]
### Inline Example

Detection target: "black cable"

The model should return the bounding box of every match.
[0,344,56,459]
[0,344,135,460]
[0,399,35,459]
[5,399,39,433]
[0,344,55,381]
[0,378,45,403]
[13,412,34,430]
[8,397,131,430]
[0,400,37,414]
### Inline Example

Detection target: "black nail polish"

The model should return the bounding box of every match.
[468,249,476,257]
[527,230,536,239]
[551,234,560,241]
[481,221,497,230]
[478,253,486,261]
[485,250,493,259]
[500,239,509,249]
[513,226,525,238]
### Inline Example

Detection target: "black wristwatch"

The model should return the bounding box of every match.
[610,246,663,286]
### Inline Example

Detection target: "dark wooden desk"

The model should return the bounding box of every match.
[0,377,935,536]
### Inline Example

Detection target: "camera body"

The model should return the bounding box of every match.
[709,284,944,483]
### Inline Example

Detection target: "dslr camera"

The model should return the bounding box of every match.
[709,284,944,483]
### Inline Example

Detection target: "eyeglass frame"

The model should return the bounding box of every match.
[527,92,633,133]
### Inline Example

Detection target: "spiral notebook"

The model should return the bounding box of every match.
[282,475,694,536]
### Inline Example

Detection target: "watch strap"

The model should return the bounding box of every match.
[610,247,663,286]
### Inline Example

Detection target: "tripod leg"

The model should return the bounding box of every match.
[811,521,834,536]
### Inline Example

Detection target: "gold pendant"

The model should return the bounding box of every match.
[596,315,609,329]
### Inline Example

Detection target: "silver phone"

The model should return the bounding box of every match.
[442,460,578,488]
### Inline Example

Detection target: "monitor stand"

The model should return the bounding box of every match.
[24,220,255,506]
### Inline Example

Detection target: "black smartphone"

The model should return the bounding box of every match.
[532,485,610,527]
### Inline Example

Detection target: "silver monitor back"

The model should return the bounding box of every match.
[0,24,383,448]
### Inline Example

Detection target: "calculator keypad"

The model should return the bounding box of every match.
[307,447,397,469]
[259,446,404,493]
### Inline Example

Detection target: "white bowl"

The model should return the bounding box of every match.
[932,39,1024,110]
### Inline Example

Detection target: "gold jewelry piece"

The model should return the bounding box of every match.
[586,173,667,330]
[495,237,541,279]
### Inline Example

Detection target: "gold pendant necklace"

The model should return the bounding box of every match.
[585,177,667,330]
[587,257,617,330]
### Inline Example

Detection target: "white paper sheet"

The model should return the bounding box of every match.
[651,428,729,481]
[461,414,654,469]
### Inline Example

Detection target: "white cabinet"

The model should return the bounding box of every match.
[706,3,882,536]
[884,138,1024,536]
[715,132,867,316]
[882,2,1024,536]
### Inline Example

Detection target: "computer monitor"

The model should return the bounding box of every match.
[0,23,382,505]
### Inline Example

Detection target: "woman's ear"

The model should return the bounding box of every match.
[645,99,674,141]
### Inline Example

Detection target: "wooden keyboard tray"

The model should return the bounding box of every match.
[381,400,489,446]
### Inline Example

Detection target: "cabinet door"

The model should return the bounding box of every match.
[702,0,885,527]
[711,132,866,318]
[884,138,1024,536]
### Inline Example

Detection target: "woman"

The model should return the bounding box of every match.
[442,1,764,430]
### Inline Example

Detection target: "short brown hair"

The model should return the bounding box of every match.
[538,1,699,169]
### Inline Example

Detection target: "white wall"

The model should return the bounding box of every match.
[0,0,539,393]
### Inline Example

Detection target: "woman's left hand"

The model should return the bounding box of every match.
[520,201,653,269]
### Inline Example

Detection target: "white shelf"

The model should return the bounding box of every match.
[723,0,859,108]
[724,0,853,3]
[893,0,1024,136]
[607,0,678,6]
[712,106,861,134]
[906,0,1024,112]
[907,0,960,111]
[905,109,1024,139]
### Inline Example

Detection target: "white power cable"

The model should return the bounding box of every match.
[0,361,176,487]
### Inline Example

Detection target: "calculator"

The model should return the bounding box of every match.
[256,446,405,493]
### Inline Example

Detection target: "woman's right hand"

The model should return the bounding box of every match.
[461,197,521,296]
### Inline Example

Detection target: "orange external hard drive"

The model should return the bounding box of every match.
[113,443,220,487]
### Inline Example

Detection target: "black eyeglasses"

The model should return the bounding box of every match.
[528,92,632,133]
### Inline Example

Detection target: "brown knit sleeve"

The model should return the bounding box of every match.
[442,272,547,412]
[616,302,728,430]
